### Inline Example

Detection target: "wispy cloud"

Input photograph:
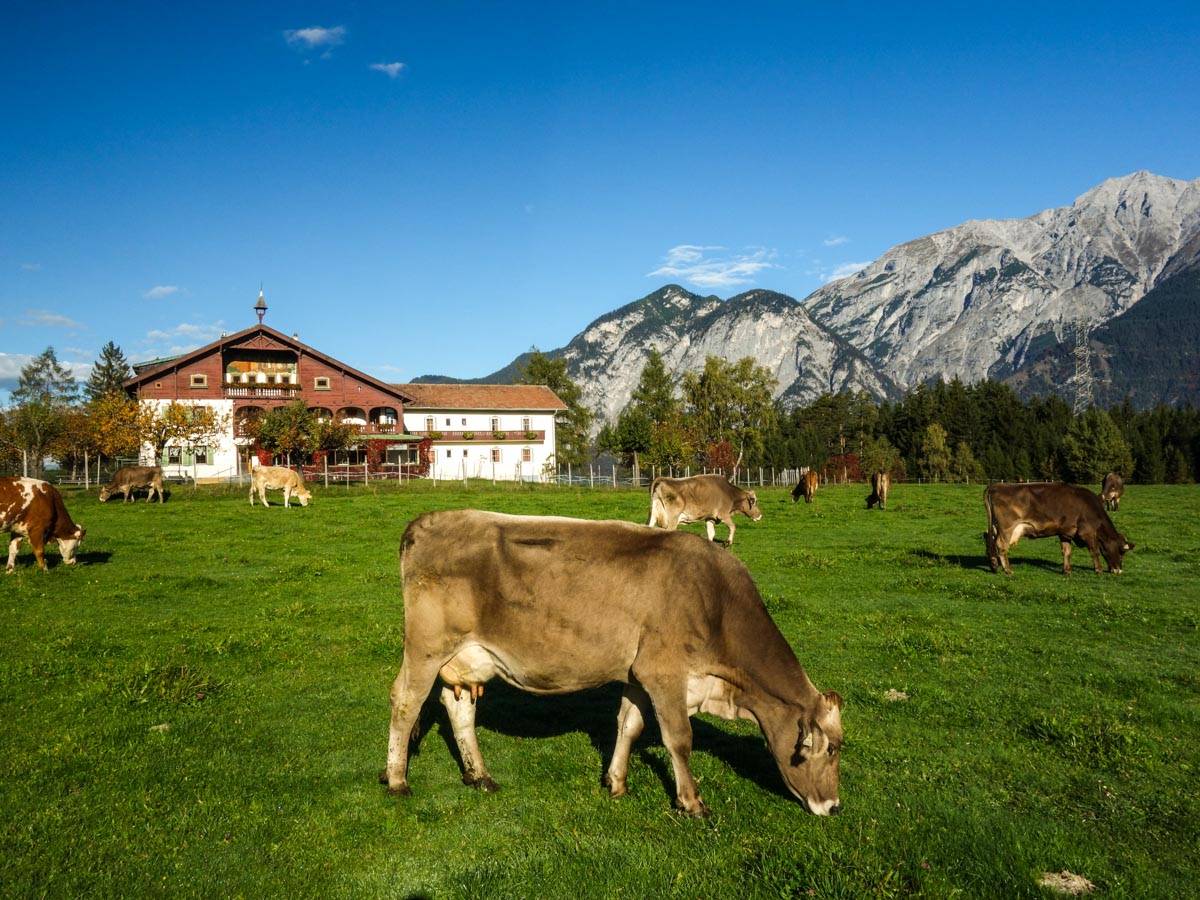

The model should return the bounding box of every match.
[823,236,849,247]
[370,62,406,79]
[13,309,84,328]
[20,262,42,271]
[647,245,778,290]
[284,25,346,53]
[144,285,180,300]
[827,261,872,282]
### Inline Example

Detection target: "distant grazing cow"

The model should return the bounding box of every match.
[249,466,312,508]
[647,474,761,547]
[1100,471,1124,511]
[384,510,844,817]
[867,471,890,509]
[984,481,1133,575]
[1,477,86,573]
[791,470,820,504]
[99,465,164,503]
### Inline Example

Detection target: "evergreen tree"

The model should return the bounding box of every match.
[5,347,80,476]
[516,349,593,469]
[1059,407,1134,484]
[919,423,951,482]
[630,349,679,423]
[84,341,133,402]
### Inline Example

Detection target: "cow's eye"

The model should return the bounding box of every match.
[827,746,836,757]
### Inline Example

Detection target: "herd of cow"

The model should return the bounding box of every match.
[2,463,1133,819]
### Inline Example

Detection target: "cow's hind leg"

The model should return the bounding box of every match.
[1060,539,1073,574]
[604,684,652,798]
[382,657,442,797]
[439,685,498,792]
[6,535,22,574]
[720,516,735,548]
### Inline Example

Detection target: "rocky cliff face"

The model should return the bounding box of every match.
[803,171,1200,389]
[557,285,899,426]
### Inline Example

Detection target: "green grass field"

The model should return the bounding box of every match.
[2,480,1196,898]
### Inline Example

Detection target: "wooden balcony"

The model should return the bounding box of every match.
[225,384,304,400]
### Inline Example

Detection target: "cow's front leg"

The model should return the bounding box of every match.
[704,520,717,543]
[640,680,708,817]
[605,685,650,798]
[1060,539,1073,574]
[721,517,735,548]
[439,685,498,792]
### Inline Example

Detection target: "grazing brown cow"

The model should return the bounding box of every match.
[1,477,86,574]
[99,465,164,503]
[249,466,312,508]
[866,471,890,509]
[647,474,761,547]
[790,470,820,504]
[1100,471,1124,511]
[384,510,844,817]
[984,481,1133,575]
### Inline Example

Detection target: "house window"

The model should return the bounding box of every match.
[522,448,532,463]
[461,418,467,426]
[190,374,208,388]
[490,416,500,431]
[522,416,532,432]
[491,448,502,463]
[425,416,434,431]
[154,381,163,389]
[195,447,209,465]
[445,418,451,426]
[445,449,452,458]
[167,447,182,464]
[314,376,331,390]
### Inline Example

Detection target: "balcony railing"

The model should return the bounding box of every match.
[411,430,545,442]
[225,384,304,399]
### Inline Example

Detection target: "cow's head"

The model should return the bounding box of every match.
[98,487,112,502]
[57,526,85,565]
[295,486,312,507]
[742,491,763,521]
[1102,533,1134,574]
[777,689,843,815]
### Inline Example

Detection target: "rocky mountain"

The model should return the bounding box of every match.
[803,171,1200,390]
[554,285,899,426]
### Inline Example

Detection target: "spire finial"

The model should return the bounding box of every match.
[254,287,267,324]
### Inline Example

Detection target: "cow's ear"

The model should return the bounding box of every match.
[791,722,814,764]
[1123,542,1134,551]
[822,689,844,710]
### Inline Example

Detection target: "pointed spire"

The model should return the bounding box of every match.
[255,287,267,324]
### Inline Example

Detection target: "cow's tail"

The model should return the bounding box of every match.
[647,479,663,527]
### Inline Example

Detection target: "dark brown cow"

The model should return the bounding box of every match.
[984,482,1133,575]
[1,477,86,574]
[384,511,844,817]
[866,471,890,509]
[1100,472,1124,512]
[99,465,164,503]
[647,474,761,547]
[790,470,819,504]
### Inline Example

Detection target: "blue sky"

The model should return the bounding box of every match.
[3,2,1198,401]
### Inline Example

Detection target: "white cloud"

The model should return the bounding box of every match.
[144,285,180,300]
[827,261,872,282]
[20,262,42,271]
[647,245,778,290]
[370,62,406,79]
[284,26,346,50]
[823,236,849,247]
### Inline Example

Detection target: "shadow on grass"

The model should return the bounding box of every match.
[74,550,114,567]
[410,679,789,804]
[908,548,1064,574]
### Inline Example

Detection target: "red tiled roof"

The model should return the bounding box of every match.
[394,383,567,411]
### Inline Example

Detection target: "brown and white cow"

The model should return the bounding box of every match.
[790,470,820,504]
[647,474,761,547]
[249,466,312,508]
[384,510,844,817]
[99,465,164,503]
[1100,471,1124,512]
[866,471,890,509]
[1,477,86,574]
[984,481,1133,575]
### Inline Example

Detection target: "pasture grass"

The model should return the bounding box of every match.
[1,479,1197,898]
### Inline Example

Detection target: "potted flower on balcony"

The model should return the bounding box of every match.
[493,431,507,440]
[524,430,537,440]
[463,431,475,440]
[429,430,444,440]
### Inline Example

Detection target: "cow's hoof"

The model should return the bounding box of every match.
[602,774,627,798]
[677,802,711,819]
[471,776,499,793]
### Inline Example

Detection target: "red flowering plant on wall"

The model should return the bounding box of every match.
[255,446,274,467]
[365,439,388,472]
[824,453,861,483]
